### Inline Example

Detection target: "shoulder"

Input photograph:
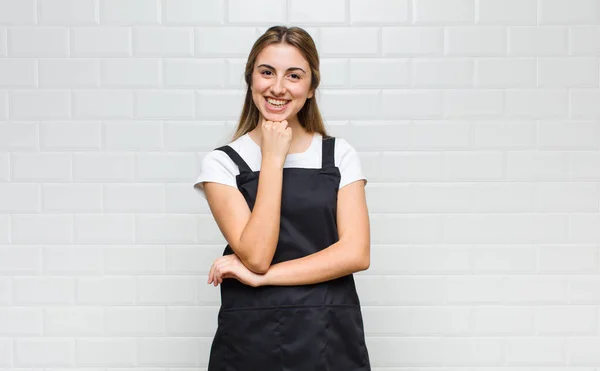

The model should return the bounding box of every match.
[331,136,368,188]
[193,136,248,198]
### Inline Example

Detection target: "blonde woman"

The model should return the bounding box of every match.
[194,25,371,370]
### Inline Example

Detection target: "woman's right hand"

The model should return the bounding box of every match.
[260,118,292,168]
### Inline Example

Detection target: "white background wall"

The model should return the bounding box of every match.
[0,0,600,369]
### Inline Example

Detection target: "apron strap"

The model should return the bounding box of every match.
[215,145,253,173]
[321,136,336,169]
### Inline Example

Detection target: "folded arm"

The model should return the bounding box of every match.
[203,160,284,274]
[259,179,370,286]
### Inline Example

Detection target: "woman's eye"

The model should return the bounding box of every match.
[290,74,300,79]
[261,70,272,76]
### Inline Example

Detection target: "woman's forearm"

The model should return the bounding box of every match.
[258,239,370,286]
[238,160,283,273]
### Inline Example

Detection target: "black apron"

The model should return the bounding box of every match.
[207,135,371,371]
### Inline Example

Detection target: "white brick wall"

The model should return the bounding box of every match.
[0,0,599,369]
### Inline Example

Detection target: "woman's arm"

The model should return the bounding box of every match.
[204,159,283,274]
[259,179,370,286]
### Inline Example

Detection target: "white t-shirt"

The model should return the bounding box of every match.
[194,132,367,199]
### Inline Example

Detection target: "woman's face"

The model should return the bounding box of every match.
[251,43,314,124]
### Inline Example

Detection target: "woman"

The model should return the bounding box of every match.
[194,25,371,370]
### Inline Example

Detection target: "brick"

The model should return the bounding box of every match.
[538,120,600,150]
[472,120,537,149]
[477,0,537,24]
[134,27,193,56]
[39,59,100,87]
[536,306,598,334]
[104,184,165,213]
[413,0,474,24]
[106,307,165,335]
[539,0,600,24]
[71,27,131,56]
[137,338,201,366]
[289,0,346,23]
[77,277,135,304]
[164,121,230,151]
[39,0,97,25]
[571,89,600,118]
[0,246,40,274]
[443,89,503,117]
[44,307,104,335]
[538,58,599,87]
[383,27,444,56]
[0,122,37,151]
[228,0,285,23]
[0,183,38,212]
[381,90,442,119]
[163,0,223,25]
[43,247,104,275]
[469,248,526,280]
[570,214,600,243]
[195,27,257,56]
[13,277,74,304]
[104,245,165,273]
[570,26,600,55]
[505,89,568,118]
[0,308,42,335]
[363,306,470,336]
[445,26,505,56]
[135,215,198,244]
[103,121,162,150]
[40,121,101,150]
[74,215,135,244]
[320,28,378,55]
[195,90,245,119]
[508,26,568,56]
[568,151,600,180]
[100,0,160,24]
[72,90,134,119]
[76,339,136,366]
[73,153,135,181]
[507,151,568,181]
[137,276,199,304]
[10,90,70,120]
[0,0,35,24]
[101,58,160,87]
[135,90,195,119]
[472,307,534,334]
[350,0,409,23]
[166,245,222,274]
[166,306,218,336]
[0,59,36,87]
[505,338,566,365]
[412,58,473,87]
[15,339,74,366]
[43,178,92,211]
[8,28,69,57]
[12,153,70,182]
[475,58,536,87]
[164,59,225,87]
[12,214,73,245]
[350,59,409,87]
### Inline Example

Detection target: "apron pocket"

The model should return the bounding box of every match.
[280,306,327,371]
[221,307,281,371]
[327,305,370,370]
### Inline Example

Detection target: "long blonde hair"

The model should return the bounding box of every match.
[230,25,328,141]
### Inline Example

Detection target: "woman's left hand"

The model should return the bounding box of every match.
[208,254,264,288]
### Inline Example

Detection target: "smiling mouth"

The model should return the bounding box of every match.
[265,97,290,109]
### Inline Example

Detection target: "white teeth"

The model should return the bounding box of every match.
[267,98,288,106]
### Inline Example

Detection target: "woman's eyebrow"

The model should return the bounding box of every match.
[256,64,306,73]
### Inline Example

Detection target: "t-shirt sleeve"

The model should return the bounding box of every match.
[337,138,367,189]
[193,150,239,199]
